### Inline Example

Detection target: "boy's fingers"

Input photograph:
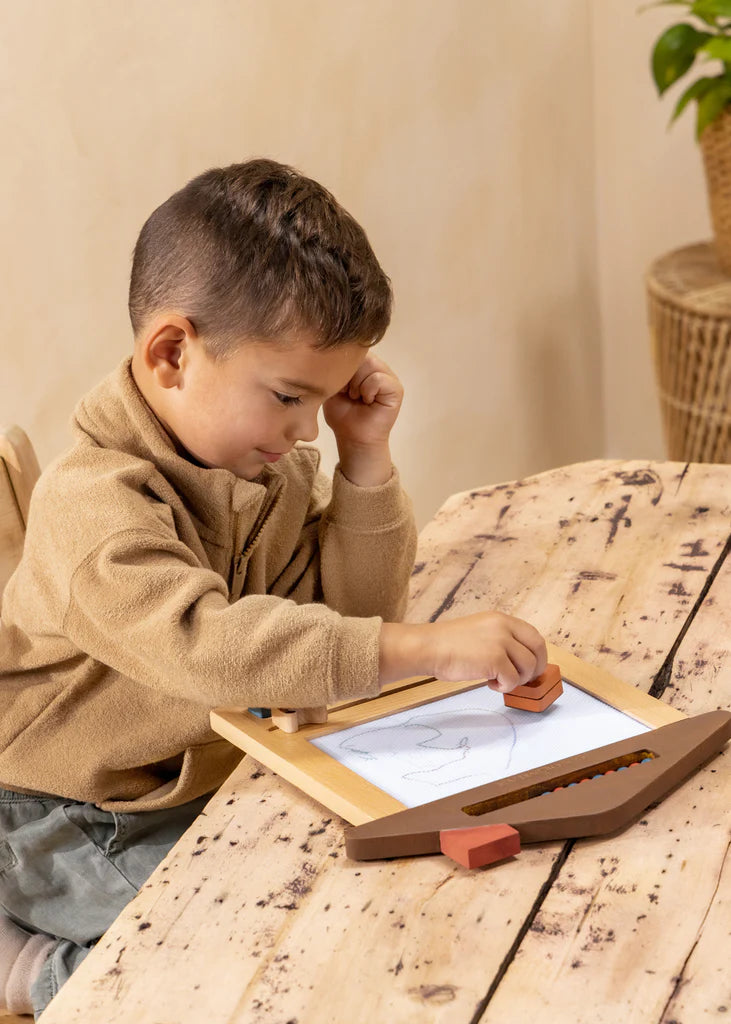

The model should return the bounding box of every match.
[486,677,509,694]
[508,619,548,677]
[348,371,371,400]
[359,371,402,406]
[483,626,547,693]
[484,651,522,693]
[346,355,400,400]
[504,638,541,687]
[346,355,380,394]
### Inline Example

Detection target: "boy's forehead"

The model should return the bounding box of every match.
[248,334,368,389]
[273,375,329,398]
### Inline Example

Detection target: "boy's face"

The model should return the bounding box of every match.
[142,328,368,480]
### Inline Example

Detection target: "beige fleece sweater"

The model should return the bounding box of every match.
[0,359,416,811]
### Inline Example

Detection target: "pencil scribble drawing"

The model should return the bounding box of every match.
[337,708,519,788]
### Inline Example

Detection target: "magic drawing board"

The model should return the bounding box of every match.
[210,642,731,867]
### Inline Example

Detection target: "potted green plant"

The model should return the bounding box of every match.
[649,0,731,271]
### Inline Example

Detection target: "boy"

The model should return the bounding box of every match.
[0,159,546,1017]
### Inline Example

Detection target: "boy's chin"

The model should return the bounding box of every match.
[232,453,273,480]
[194,449,279,480]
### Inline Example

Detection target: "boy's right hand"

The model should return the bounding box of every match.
[379,612,547,692]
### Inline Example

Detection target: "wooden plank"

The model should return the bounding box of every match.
[478,560,731,1023]
[409,459,729,690]
[38,757,568,1024]
[37,460,730,1023]
[655,558,731,1024]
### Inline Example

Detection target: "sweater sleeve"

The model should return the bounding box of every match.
[320,466,417,620]
[270,465,417,621]
[62,528,382,710]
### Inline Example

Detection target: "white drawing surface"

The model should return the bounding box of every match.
[311,681,651,808]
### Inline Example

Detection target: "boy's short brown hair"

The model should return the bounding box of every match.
[128,158,392,357]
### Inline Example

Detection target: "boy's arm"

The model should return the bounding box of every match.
[264,458,415,622]
[317,351,416,620]
[271,352,417,621]
[378,614,547,692]
[63,528,384,710]
[63,528,546,712]
[316,354,547,691]
[316,463,417,621]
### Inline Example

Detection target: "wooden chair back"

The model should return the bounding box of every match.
[0,426,41,599]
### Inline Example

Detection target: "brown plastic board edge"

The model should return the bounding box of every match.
[344,710,731,861]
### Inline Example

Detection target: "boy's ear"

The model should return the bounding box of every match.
[141,315,198,389]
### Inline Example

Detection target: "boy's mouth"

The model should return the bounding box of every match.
[257,449,286,462]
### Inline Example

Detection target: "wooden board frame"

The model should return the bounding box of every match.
[210,642,686,828]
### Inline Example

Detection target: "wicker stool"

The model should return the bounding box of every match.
[646,242,731,463]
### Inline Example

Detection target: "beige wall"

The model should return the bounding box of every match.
[592,0,709,462]
[1,1,701,529]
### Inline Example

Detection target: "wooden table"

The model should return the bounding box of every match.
[38,459,731,1024]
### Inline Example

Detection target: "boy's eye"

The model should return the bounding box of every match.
[273,391,303,407]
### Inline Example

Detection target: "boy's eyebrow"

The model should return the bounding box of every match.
[275,377,329,398]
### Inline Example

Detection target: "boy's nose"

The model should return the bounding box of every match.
[292,412,319,444]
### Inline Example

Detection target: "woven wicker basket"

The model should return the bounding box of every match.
[700,108,731,275]
[646,243,731,463]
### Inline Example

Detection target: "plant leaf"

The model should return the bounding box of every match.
[691,0,731,23]
[651,23,712,93]
[700,36,731,60]
[671,74,719,120]
[696,78,731,135]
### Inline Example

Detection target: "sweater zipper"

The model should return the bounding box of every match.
[231,478,283,592]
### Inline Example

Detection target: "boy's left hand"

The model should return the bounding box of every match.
[323,353,403,487]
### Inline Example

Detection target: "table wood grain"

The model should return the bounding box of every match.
[38,459,731,1024]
